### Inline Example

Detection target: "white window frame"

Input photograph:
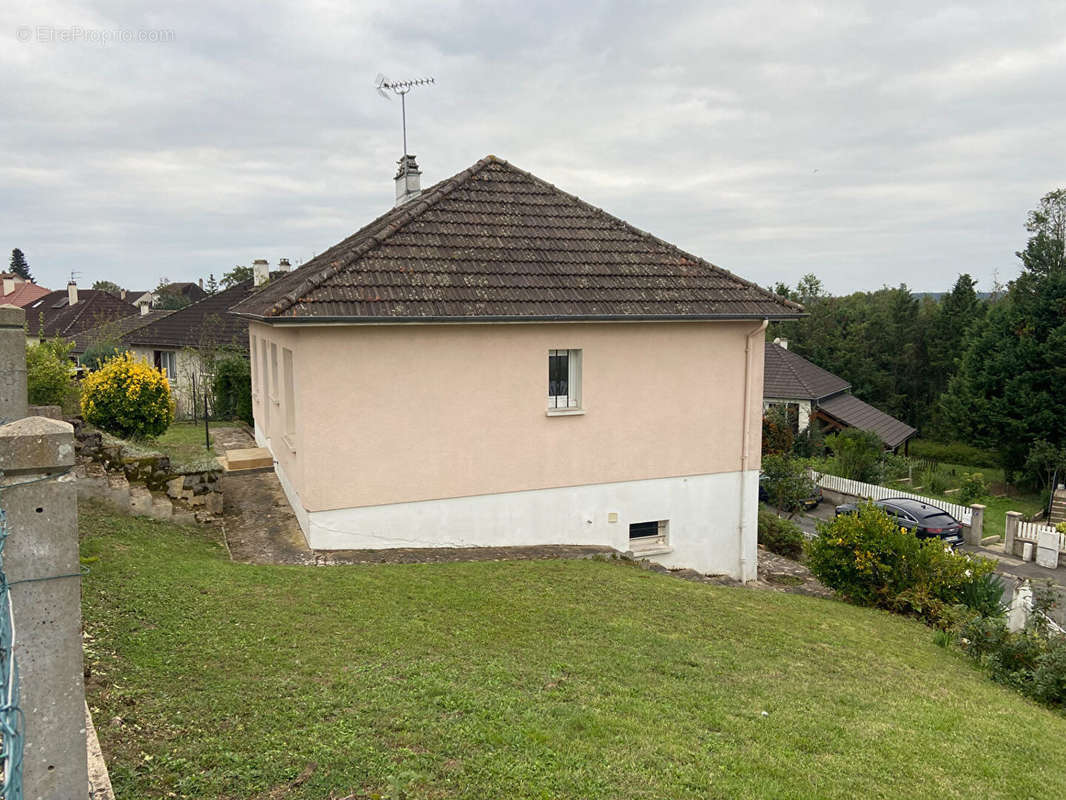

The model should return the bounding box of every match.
[153,350,177,381]
[547,348,582,414]
[629,520,670,548]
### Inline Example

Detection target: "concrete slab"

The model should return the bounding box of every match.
[222,447,273,471]
[129,486,152,516]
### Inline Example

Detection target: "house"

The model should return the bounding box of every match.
[121,290,154,314]
[763,339,916,451]
[230,155,802,579]
[68,309,176,362]
[24,283,137,345]
[122,275,284,415]
[154,281,208,308]
[1,273,51,308]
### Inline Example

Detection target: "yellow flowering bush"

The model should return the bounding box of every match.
[81,352,175,438]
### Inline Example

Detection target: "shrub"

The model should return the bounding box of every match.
[806,503,998,622]
[958,472,990,505]
[954,584,1066,709]
[791,419,826,458]
[81,340,127,371]
[81,352,174,438]
[761,454,817,516]
[757,510,804,559]
[880,452,912,482]
[824,428,883,483]
[26,338,76,406]
[920,468,948,496]
[212,354,252,424]
[761,407,794,456]
[1057,522,1066,535]
[909,439,1000,469]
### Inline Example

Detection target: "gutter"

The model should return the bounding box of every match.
[230,311,806,326]
[738,319,768,582]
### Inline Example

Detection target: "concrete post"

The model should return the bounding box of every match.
[0,416,87,798]
[966,504,986,545]
[0,304,28,422]
[1005,511,1022,556]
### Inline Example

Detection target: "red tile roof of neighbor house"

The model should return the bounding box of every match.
[24,290,138,338]
[0,276,51,307]
[231,155,804,322]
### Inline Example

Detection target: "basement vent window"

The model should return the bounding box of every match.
[629,520,669,547]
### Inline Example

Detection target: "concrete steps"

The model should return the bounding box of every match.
[219,447,274,473]
[1050,490,1066,525]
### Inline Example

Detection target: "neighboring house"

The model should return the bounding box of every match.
[1,273,51,307]
[121,289,154,314]
[24,283,137,345]
[68,309,176,362]
[122,277,282,415]
[154,281,207,308]
[231,155,802,579]
[763,339,917,451]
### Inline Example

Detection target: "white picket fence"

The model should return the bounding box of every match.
[1016,520,1066,552]
[812,472,973,525]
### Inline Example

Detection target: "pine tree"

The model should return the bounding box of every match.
[9,248,32,281]
[206,273,219,294]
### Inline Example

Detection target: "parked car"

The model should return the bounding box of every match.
[758,474,822,510]
[834,497,964,547]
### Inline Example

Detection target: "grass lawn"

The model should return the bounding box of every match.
[147,421,228,466]
[80,504,1066,800]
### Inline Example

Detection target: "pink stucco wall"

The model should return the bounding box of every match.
[250,320,765,513]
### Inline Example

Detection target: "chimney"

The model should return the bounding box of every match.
[773,337,788,350]
[2,276,13,296]
[252,259,269,287]
[198,278,204,290]
[139,300,150,316]
[120,289,127,300]
[68,281,78,306]
[394,154,422,206]
[278,258,291,272]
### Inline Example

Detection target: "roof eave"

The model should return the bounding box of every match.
[233,311,807,325]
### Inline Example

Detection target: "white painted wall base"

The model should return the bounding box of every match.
[272,468,759,581]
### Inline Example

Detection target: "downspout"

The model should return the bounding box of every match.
[738,319,768,582]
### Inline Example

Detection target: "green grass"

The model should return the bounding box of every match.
[147,421,226,466]
[80,503,1066,800]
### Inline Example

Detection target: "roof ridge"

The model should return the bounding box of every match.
[266,155,501,317]
[488,158,805,315]
[777,344,816,398]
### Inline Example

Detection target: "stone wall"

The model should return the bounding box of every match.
[69,416,222,523]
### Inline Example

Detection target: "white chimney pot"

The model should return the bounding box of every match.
[252,259,269,287]
[68,281,78,306]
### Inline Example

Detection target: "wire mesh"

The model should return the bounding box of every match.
[0,502,23,800]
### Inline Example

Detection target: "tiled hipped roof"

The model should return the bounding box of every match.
[763,343,850,401]
[232,156,803,321]
[25,290,138,338]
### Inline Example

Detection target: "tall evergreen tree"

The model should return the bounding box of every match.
[940,190,1066,476]
[9,248,32,281]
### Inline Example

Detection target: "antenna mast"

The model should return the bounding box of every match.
[375,75,436,156]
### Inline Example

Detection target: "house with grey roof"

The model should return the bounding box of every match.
[230,154,802,579]
[763,339,916,451]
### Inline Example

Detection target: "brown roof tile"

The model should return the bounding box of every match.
[69,310,176,354]
[232,156,804,322]
[25,290,138,338]
[818,393,917,450]
[763,343,851,401]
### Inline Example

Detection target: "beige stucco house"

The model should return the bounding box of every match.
[231,155,801,579]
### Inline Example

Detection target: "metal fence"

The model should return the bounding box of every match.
[812,471,974,525]
[0,504,23,800]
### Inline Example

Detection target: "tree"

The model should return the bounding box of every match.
[221,265,253,289]
[940,188,1066,476]
[825,428,883,483]
[762,406,795,456]
[205,273,219,294]
[153,277,191,310]
[212,354,252,424]
[26,338,75,406]
[92,280,123,297]
[9,248,32,281]
[1023,440,1066,495]
[760,454,817,518]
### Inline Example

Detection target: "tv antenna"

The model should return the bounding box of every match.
[375,74,436,157]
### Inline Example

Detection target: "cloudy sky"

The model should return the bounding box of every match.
[3,1,1065,295]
